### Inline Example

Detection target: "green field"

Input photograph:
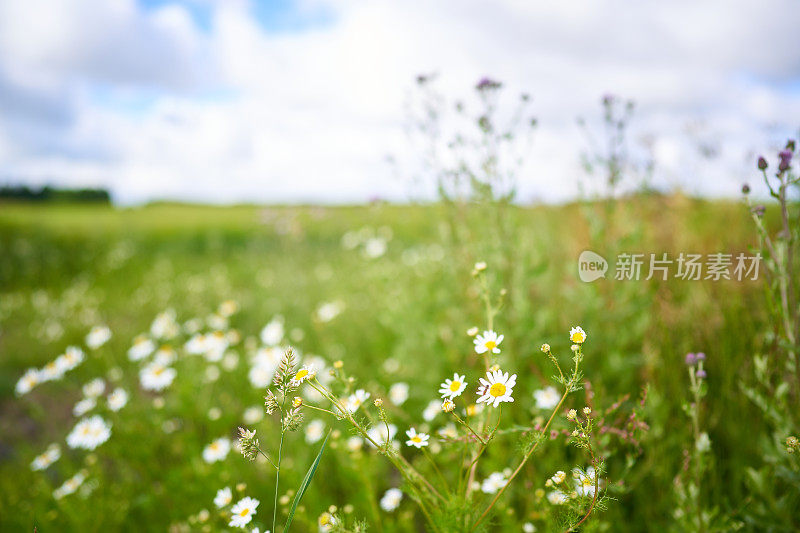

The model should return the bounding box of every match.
[0,197,796,532]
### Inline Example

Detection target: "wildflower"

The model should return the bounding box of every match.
[373,398,383,407]
[82,378,106,398]
[57,346,85,372]
[347,436,364,452]
[333,360,344,369]
[422,399,442,421]
[260,317,285,346]
[315,301,344,322]
[31,444,61,471]
[53,470,87,500]
[364,237,387,258]
[474,261,487,271]
[481,472,509,494]
[293,397,304,408]
[569,326,587,344]
[389,382,409,405]
[523,523,536,533]
[567,409,577,420]
[86,326,111,349]
[476,369,516,408]
[291,365,314,384]
[229,496,259,528]
[547,490,568,504]
[405,428,430,448]
[466,403,484,417]
[203,437,231,463]
[550,470,567,484]
[66,415,111,450]
[582,406,591,416]
[208,407,222,420]
[533,386,560,410]
[474,330,504,355]
[40,359,65,382]
[696,352,706,361]
[345,389,371,413]
[73,397,96,417]
[380,488,403,512]
[757,156,768,170]
[139,361,177,391]
[441,399,455,413]
[151,309,179,339]
[15,368,40,396]
[243,406,263,425]
[219,300,239,317]
[305,419,326,444]
[540,343,550,353]
[684,352,696,365]
[318,511,338,531]
[467,327,479,337]
[367,424,397,447]
[574,466,600,496]
[214,486,233,508]
[128,335,156,361]
[439,373,467,399]
[155,345,178,365]
[696,432,711,452]
[696,369,707,379]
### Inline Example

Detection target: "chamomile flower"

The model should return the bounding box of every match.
[73,397,96,417]
[40,359,65,382]
[15,368,40,396]
[56,346,85,372]
[128,335,156,361]
[474,330,504,355]
[151,309,179,340]
[82,377,106,398]
[214,486,233,508]
[550,470,567,484]
[380,488,403,512]
[345,389,371,413]
[439,373,467,399]
[291,365,314,384]
[367,424,397,447]
[481,472,509,494]
[389,382,409,405]
[107,388,128,411]
[66,415,111,450]
[219,300,239,317]
[533,386,560,410]
[229,496,259,528]
[405,428,430,448]
[30,444,61,471]
[422,399,441,421]
[305,419,326,444]
[260,317,284,346]
[476,369,517,408]
[203,437,231,463]
[86,326,111,349]
[574,466,601,497]
[569,326,587,344]
[139,361,176,391]
[547,490,568,504]
[53,470,87,499]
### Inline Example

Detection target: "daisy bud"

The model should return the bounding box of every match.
[236,483,246,492]
[441,400,455,413]
[757,156,768,170]
[467,327,479,337]
[541,343,550,353]
[293,397,303,408]
[582,407,591,415]
[333,360,344,369]
[474,261,487,272]
[567,409,577,420]
[373,398,383,407]
[570,345,579,352]
[742,184,750,195]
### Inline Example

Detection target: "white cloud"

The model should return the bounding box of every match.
[0,0,798,203]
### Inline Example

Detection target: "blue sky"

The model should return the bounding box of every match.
[0,0,798,204]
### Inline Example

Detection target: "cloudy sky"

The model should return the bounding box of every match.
[0,0,798,204]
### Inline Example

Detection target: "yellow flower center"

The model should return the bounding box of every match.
[484,340,497,350]
[154,367,164,376]
[571,332,584,343]
[449,381,461,392]
[295,369,308,380]
[411,436,422,443]
[210,443,219,451]
[239,507,250,517]
[489,383,506,397]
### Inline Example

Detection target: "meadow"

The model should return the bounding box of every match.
[1,189,797,532]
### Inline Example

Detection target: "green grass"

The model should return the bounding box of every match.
[0,196,780,531]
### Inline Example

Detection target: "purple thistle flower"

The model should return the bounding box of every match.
[685,353,697,366]
[757,156,768,171]
[695,352,706,361]
[696,369,707,379]
[779,149,792,163]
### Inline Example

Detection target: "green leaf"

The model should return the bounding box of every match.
[284,430,330,531]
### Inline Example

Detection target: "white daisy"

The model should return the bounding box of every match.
[53,470,87,500]
[439,373,467,399]
[15,368,40,396]
[229,496,259,528]
[550,470,567,484]
[128,335,156,361]
[219,300,239,317]
[40,359,65,382]
[533,386,560,410]
[388,382,409,405]
[139,361,176,391]
[56,346,85,373]
[305,419,326,444]
[31,444,61,471]
[481,472,509,494]
[185,333,208,355]
[214,486,233,508]
[151,309,179,340]
[547,490,568,504]
[204,331,228,362]
[107,388,128,411]
[260,317,284,346]
[476,369,517,408]
[367,424,397,447]
[73,397,96,417]
[82,377,106,398]
[66,415,111,450]
[569,326,587,344]
[574,466,600,497]
[473,330,504,355]
[202,437,231,463]
[405,428,430,448]
[154,345,178,365]
[345,389,370,413]
[422,399,441,422]
[291,365,315,384]
[86,326,111,349]
[379,488,403,512]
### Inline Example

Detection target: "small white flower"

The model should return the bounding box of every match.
[476,369,517,408]
[229,496,259,528]
[305,419,326,444]
[389,382,409,405]
[128,335,156,361]
[574,466,600,497]
[219,300,239,317]
[291,365,314,384]
[107,388,128,411]
[154,345,178,365]
[214,486,232,508]
[203,437,231,463]
[367,424,397,447]
[66,415,111,450]
[523,522,537,533]
[40,359,65,382]
[15,368,40,396]
[405,428,430,448]
[345,389,370,413]
[139,361,177,391]
[31,443,61,471]
[185,333,208,355]
[53,470,87,499]
[439,373,467,399]
[73,397,96,417]
[380,488,403,512]
[481,472,508,494]
[260,317,284,346]
[363,237,387,258]
[422,399,441,422]
[56,346,85,373]
[569,326,587,344]
[533,386,560,410]
[346,436,364,452]
[86,326,111,349]
[315,301,344,322]
[474,330,504,355]
[550,470,567,484]
[467,327,479,337]
[151,309,179,340]
[82,378,106,398]
[547,490,568,504]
